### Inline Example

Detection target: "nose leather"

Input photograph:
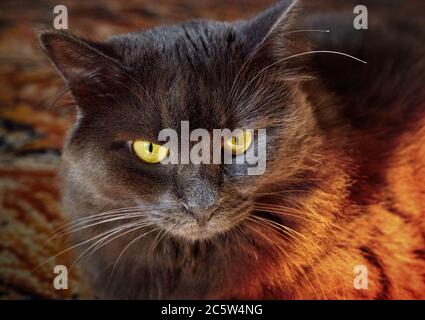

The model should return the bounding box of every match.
[182,203,218,226]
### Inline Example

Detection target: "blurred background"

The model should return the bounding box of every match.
[0,0,423,299]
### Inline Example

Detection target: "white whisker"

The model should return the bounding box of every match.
[69,222,155,270]
[112,227,162,274]
[234,50,367,106]
[50,213,147,240]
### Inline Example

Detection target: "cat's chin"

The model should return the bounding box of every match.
[166,220,235,242]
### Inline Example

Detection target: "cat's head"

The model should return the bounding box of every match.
[41,0,327,241]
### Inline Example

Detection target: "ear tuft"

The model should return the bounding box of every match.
[239,0,305,55]
[236,0,311,77]
[40,31,125,109]
[39,31,119,83]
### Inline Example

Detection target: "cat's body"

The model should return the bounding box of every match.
[41,0,425,299]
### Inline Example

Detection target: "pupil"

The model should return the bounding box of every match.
[148,143,153,153]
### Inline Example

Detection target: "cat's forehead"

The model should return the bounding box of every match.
[109,20,243,70]
[107,21,247,130]
[103,19,291,132]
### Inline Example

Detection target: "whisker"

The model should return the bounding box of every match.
[34,221,145,271]
[251,215,325,255]
[50,212,147,240]
[246,218,321,298]
[225,28,330,108]
[253,206,313,222]
[233,50,367,107]
[50,203,164,237]
[112,227,162,274]
[284,29,330,35]
[88,222,155,256]
[254,202,323,219]
[52,206,144,231]
[149,229,168,258]
[244,222,292,277]
[69,222,155,270]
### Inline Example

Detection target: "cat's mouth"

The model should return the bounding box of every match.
[162,205,250,241]
[163,222,211,241]
[165,216,235,241]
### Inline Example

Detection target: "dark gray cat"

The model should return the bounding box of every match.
[41,0,425,299]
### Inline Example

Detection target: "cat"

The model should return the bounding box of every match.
[40,0,425,299]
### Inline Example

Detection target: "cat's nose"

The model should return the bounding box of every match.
[182,203,219,226]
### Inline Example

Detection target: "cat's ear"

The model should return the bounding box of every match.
[40,31,125,107]
[239,0,309,67]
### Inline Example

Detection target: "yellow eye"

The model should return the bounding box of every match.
[223,130,253,155]
[132,140,169,164]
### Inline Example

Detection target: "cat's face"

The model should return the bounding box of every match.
[42,0,318,241]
